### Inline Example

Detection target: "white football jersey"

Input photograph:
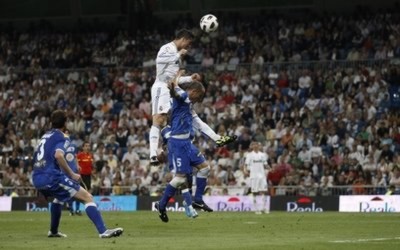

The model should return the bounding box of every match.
[245,151,268,178]
[156,42,181,83]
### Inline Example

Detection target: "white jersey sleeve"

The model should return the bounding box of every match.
[192,110,221,141]
[262,153,268,166]
[179,76,193,84]
[245,152,252,169]
[156,43,180,64]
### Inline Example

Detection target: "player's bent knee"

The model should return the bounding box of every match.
[169,176,187,188]
[197,166,210,178]
[74,188,93,203]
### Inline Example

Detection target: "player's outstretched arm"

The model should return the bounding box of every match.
[170,70,186,99]
[156,48,185,64]
[178,73,202,85]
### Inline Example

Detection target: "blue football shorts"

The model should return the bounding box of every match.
[168,142,206,172]
[33,172,80,202]
[168,138,197,175]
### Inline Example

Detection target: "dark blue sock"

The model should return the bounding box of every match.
[194,177,207,202]
[68,201,74,213]
[50,202,62,234]
[85,203,107,234]
[75,201,80,212]
[159,184,176,210]
[186,173,193,195]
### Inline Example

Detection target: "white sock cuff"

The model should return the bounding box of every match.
[197,166,210,178]
[53,198,64,205]
[85,202,97,209]
[170,176,186,188]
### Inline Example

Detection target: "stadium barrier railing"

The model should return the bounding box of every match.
[0,184,390,197]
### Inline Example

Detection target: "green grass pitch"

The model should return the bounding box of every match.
[0,211,398,250]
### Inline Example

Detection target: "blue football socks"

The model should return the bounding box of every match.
[194,177,207,202]
[85,203,107,234]
[50,202,62,234]
[159,184,176,210]
[182,188,193,206]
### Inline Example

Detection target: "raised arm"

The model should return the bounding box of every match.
[170,70,186,100]
[156,46,187,64]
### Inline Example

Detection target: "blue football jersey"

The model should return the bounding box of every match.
[161,125,196,143]
[65,144,78,174]
[33,129,70,175]
[170,87,194,136]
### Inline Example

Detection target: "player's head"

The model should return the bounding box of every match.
[82,142,91,152]
[252,142,261,152]
[187,81,205,103]
[51,109,67,129]
[175,29,194,49]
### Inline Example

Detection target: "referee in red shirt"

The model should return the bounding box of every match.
[77,142,93,192]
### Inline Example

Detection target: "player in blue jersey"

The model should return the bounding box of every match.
[160,125,213,212]
[32,110,123,238]
[155,72,206,222]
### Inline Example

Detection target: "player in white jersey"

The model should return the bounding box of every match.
[149,29,236,165]
[244,142,270,214]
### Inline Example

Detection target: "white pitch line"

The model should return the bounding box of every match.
[330,237,400,243]
[243,221,258,224]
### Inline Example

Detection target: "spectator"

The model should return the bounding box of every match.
[389,166,400,192]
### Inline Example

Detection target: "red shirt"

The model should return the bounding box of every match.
[268,170,282,186]
[77,152,93,175]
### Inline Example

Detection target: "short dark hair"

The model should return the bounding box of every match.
[188,81,205,101]
[51,110,67,129]
[175,29,194,40]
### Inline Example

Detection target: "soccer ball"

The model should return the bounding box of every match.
[200,14,218,33]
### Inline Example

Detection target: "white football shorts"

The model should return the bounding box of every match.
[151,81,172,115]
[250,177,268,193]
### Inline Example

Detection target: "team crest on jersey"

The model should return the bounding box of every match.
[65,153,74,162]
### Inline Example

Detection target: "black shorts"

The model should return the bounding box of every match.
[81,174,91,190]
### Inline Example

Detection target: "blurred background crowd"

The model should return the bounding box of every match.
[1,4,400,197]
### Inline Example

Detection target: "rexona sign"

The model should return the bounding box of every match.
[339,195,400,212]
[270,196,339,212]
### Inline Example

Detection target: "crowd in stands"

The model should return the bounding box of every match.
[1,8,400,197]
